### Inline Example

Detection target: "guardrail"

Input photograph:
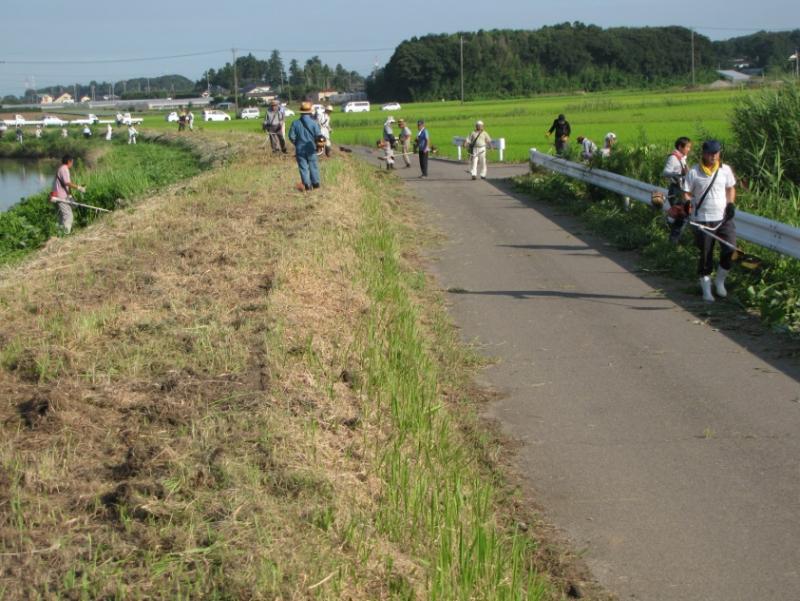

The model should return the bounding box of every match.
[453,137,506,161]
[529,149,800,261]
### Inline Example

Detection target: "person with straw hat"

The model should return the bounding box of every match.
[288,100,322,191]
[397,118,412,167]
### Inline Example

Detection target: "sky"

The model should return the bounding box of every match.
[1,0,797,96]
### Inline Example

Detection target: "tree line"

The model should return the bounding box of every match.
[366,24,800,101]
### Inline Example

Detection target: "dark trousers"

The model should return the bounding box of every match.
[267,131,287,153]
[419,150,428,176]
[555,137,569,155]
[693,219,736,276]
[667,184,686,243]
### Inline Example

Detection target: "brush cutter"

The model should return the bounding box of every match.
[62,196,111,213]
[689,220,763,271]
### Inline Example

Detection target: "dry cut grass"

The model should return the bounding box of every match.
[0,135,416,599]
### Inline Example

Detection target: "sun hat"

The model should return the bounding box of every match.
[299,101,313,114]
[325,105,333,111]
[475,120,484,127]
[702,139,722,154]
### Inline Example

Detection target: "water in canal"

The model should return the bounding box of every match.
[0,159,56,212]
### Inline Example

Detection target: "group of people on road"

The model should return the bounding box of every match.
[379,116,432,177]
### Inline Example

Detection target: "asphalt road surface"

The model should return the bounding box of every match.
[356,150,800,601]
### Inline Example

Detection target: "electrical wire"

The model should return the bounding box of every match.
[0,49,229,65]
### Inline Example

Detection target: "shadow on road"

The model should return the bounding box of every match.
[485,177,800,382]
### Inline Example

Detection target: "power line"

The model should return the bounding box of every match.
[240,47,395,54]
[0,49,229,65]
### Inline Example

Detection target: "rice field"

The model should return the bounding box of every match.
[142,88,753,161]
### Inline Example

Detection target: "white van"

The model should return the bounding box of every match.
[239,107,260,119]
[343,101,370,113]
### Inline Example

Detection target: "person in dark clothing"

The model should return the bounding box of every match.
[546,113,571,155]
[416,119,430,178]
[662,136,692,244]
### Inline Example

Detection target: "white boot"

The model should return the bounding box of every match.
[700,276,715,302]
[714,268,729,298]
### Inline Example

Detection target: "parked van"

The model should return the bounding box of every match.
[343,101,370,113]
[239,107,260,119]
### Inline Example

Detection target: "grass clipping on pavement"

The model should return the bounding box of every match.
[0,135,556,600]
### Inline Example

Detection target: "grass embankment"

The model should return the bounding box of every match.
[0,134,586,599]
[143,88,750,162]
[0,134,211,265]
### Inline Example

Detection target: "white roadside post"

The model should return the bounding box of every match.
[452,136,466,160]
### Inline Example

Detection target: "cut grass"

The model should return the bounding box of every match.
[0,133,588,599]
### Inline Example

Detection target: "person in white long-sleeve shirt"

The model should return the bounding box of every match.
[127,124,138,145]
[577,135,597,160]
[465,120,492,180]
[105,123,113,141]
[662,137,692,243]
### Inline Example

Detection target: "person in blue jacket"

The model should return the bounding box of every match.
[288,101,322,191]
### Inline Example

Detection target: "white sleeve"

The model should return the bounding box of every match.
[724,166,736,188]
[682,169,695,193]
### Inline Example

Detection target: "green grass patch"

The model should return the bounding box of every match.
[0,138,201,265]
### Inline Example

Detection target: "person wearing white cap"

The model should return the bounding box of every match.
[383,116,396,148]
[600,132,617,157]
[317,105,333,157]
[464,120,492,180]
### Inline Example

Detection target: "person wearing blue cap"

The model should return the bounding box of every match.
[682,139,737,302]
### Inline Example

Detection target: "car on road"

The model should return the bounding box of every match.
[165,111,179,122]
[203,109,231,122]
[343,101,370,113]
[42,115,68,126]
[381,102,401,111]
[239,107,260,119]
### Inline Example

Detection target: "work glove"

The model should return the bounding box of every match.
[725,204,736,220]
[78,186,86,193]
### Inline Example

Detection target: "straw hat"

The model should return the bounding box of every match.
[299,101,313,114]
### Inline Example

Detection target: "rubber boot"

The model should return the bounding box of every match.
[714,268,729,298]
[700,276,714,302]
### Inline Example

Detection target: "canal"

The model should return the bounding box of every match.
[0,159,55,212]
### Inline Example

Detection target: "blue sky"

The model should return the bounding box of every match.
[0,0,796,95]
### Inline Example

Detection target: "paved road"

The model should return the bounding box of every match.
[356,151,800,601]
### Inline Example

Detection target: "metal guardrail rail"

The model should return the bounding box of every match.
[530,149,800,261]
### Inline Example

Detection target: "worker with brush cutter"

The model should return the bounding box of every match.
[50,155,88,235]
[682,139,737,302]
[662,136,693,244]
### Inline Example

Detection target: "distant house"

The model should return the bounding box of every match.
[243,84,274,103]
[316,89,338,102]
[53,92,74,104]
[39,94,54,104]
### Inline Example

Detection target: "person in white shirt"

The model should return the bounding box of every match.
[682,139,737,302]
[464,120,492,180]
[599,132,616,157]
[61,127,68,138]
[317,105,333,157]
[105,123,113,141]
[128,124,138,145]
[34,125,43,139]
[397,119,412,167]
[577,135,597,160]
[662,136,692,243]
[82,125,92,139]
[187,111,194,131]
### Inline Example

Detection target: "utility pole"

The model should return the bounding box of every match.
[796,48,799,79]
[232,48,239,112]
[460,35,465,103]
[691,29,696,86]
[147,77,150,95]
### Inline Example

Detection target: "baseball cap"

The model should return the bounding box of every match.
[702,140,722,154]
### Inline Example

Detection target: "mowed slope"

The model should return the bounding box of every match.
[0,135,576,600]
